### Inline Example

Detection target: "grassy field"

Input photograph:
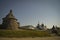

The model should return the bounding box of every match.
[0,37,60,40]
[0,29,51,37]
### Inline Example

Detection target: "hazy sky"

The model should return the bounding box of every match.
[0,0,60,28]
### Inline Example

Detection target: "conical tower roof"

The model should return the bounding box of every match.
[5,10,17,20]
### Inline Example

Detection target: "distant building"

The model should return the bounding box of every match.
[51,25,58,34]
[36,22,47,30]
[20,25,35,30]
[36,23,41,30]
[0,10,20,30]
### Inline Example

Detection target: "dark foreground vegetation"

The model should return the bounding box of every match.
[0,29,51,38]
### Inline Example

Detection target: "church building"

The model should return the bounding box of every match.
[1,10,20,30]
[36,22,47,30]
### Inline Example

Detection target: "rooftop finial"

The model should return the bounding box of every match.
[10,9,12,13]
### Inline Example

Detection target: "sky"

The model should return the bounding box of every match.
[0,0,60,28]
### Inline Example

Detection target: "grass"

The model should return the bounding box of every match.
[0,29,51,37]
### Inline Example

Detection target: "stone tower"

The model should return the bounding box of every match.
[2,10,19,30]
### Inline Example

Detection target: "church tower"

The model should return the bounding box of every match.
[2,10,19,30]
[36,21,41,30]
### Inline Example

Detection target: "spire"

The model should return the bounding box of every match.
[38,21,40,25]
[9,9,13,16]
[10,9,12,13]
[36,21,40,29]
[5,9,16,19]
